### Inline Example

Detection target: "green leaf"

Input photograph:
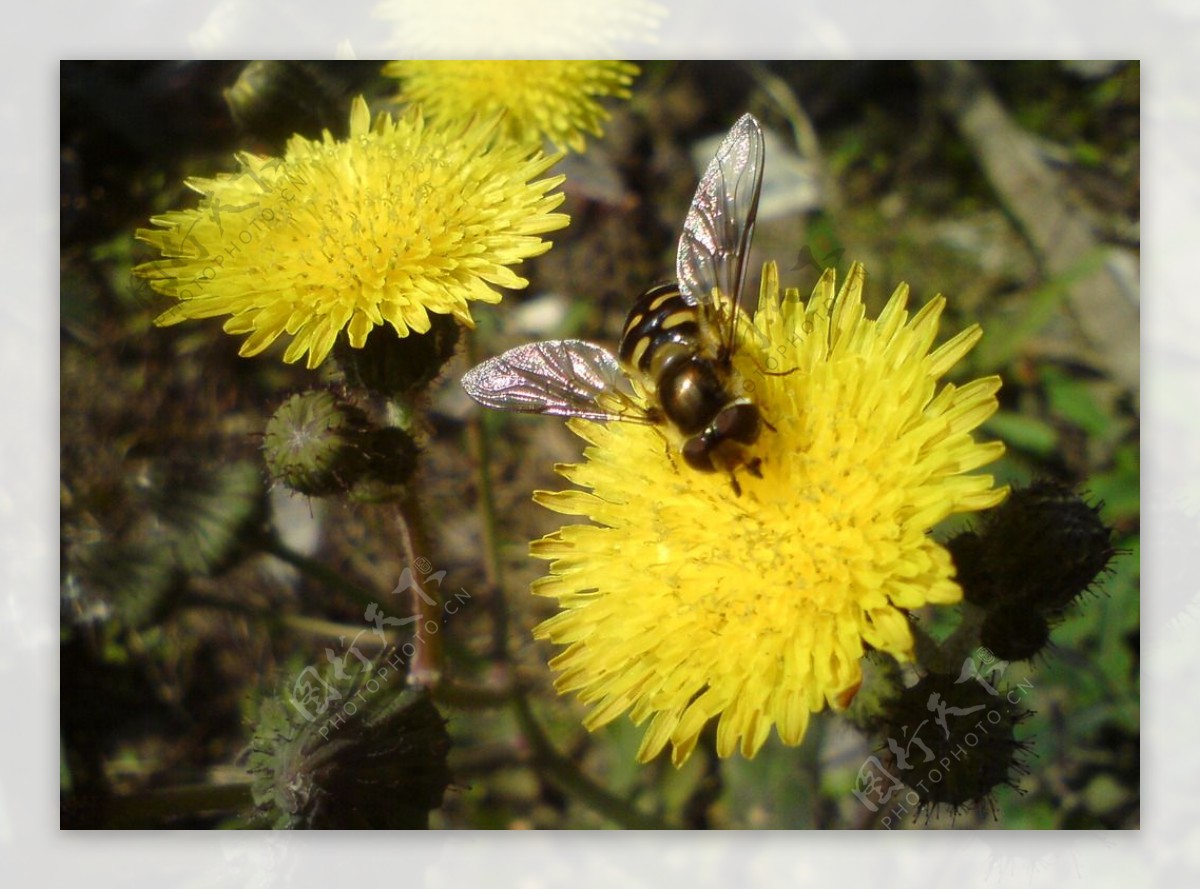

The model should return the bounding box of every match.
[984,411,1059,456]
[976,249,1107,371]
[1041,366,1111,437]
[153,461,266,576]
[1087,443,1140,523]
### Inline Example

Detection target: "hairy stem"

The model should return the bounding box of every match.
[396,484,443,689]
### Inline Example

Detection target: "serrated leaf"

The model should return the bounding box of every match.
[154,461,266,576]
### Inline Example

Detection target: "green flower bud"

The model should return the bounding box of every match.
[947,530,991,607]
[360,426,419,486]
[876,668,1032,817]
[262,390,370,497]
[953,481,1115,612]
[223,61,344,149]
[334,314,461,398]
[980,603,1052,662]
[247,666,451,829]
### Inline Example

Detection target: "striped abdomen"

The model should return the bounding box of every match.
[618,283,703,380]
[616,283,760,462]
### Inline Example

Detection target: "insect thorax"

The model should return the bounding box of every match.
[618,282,758,450]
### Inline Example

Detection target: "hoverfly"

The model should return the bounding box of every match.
[462,113,766,494]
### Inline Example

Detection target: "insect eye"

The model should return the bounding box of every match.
[681,436,716,473]
[714,402,761,446]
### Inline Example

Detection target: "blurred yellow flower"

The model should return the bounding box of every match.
[531,262,1008,767]
[383,60,638,152]
[135,96,568,369]
[373,1,666,57]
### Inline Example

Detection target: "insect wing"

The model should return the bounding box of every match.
[462,339,645,423]
[676,113,765,330]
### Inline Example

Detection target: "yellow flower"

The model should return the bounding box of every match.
[383,61,638,153]
[135,97,568,369]
[530,262,1008,767]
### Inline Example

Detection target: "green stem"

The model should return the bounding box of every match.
[101,780,254,828]
[434,678,515,710]
[511,690,672,830]
[181,593,397,652]
[800,714,828,829]
[939,602,988,671]
[910,604,987,676]
[464,332,663,828]
[263,534,377,614]
[282,613,396,652]
[909,616,948,673]
[466,331,510,662]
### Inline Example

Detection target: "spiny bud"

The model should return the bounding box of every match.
[947,530,989,603]
[262,390,370,497]
[334,315,461,398]
[951,480,1114,613]
[979,602,1051,662]
[360,426,419,486]
[876,666,1032,816]
[346,425,421,502]
[246,666,451,829]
